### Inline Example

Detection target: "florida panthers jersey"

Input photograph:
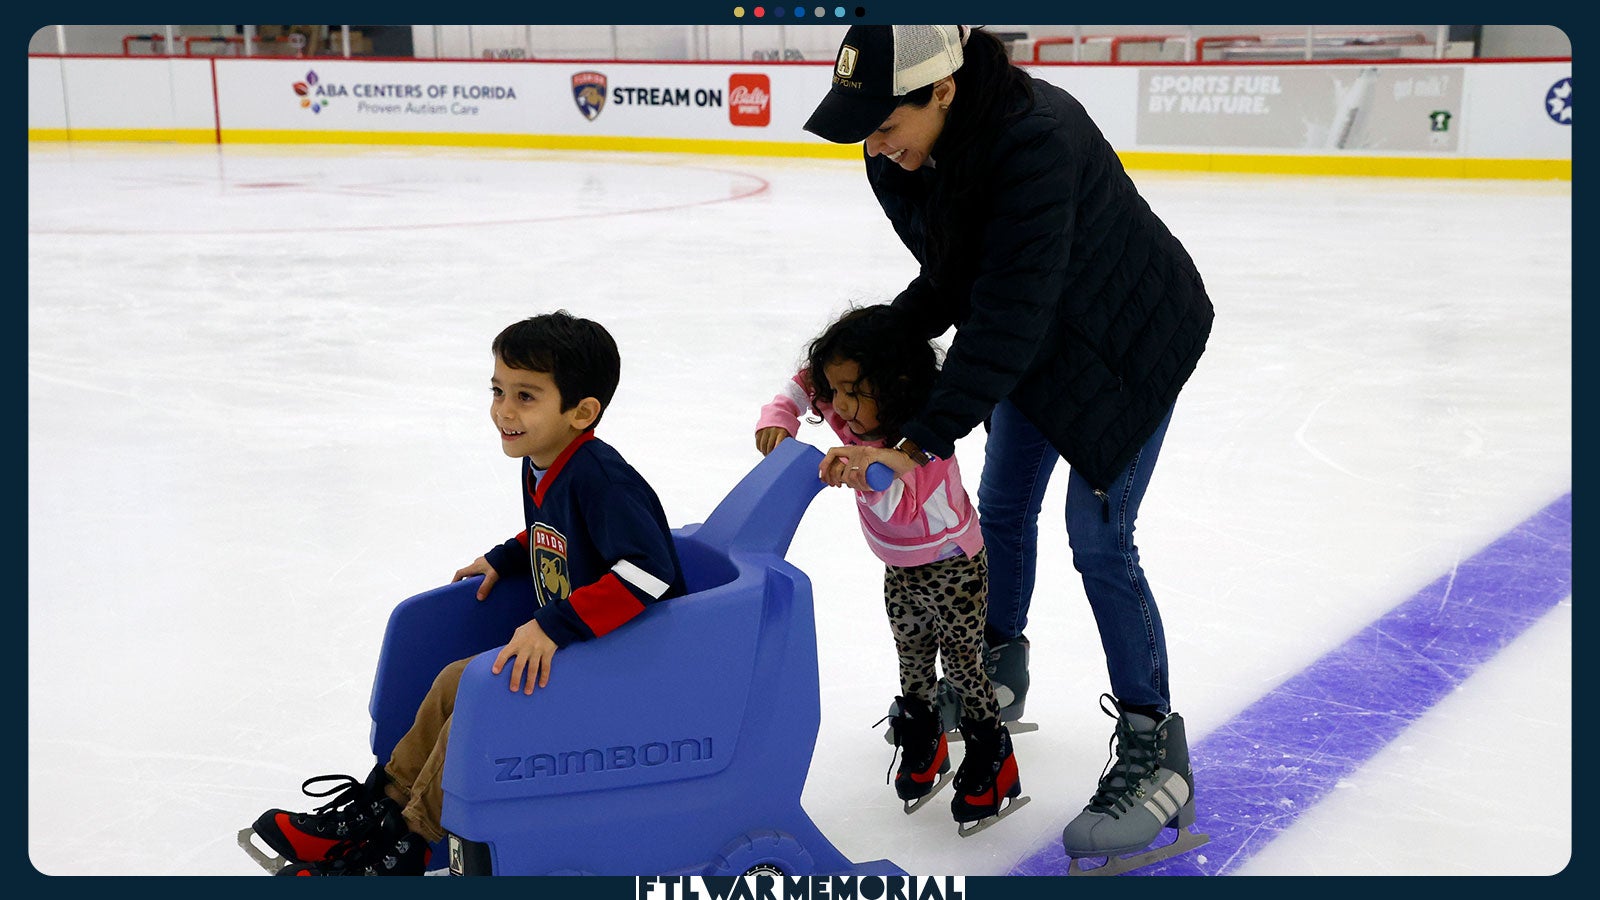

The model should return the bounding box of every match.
[483,431,685,647]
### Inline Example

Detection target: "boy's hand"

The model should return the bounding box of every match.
[492,618,558,694]
[755,427,791,456]
[452,556,500,601]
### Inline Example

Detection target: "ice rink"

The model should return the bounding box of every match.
[26,141,1571,877]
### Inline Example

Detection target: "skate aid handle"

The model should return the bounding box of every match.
[811,441,894,491]
[864,461,895,491]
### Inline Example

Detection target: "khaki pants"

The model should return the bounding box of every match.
[381,656,470,843]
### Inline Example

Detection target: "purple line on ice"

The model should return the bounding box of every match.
[1008,492,1572,877]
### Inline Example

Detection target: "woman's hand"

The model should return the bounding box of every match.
[819,444,913,491]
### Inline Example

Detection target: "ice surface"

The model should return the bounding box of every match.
[26,143,1571,876]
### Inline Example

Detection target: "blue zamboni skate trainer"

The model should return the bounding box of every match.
[366,441,904,876]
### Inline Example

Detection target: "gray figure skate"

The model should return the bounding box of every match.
[1060,694,1209,875]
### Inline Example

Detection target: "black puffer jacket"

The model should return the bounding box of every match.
[873,75,1214,492]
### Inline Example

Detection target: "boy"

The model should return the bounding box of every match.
[247,311,685,876]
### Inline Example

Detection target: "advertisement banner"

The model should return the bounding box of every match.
[35,56,1566,169]
[1136,65,1465,152]
[215,59,817,142]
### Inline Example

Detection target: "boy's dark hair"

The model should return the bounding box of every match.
[492,310,621,430]
[805,304,939,443]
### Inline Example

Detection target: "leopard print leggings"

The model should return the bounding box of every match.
[883,547,999,724]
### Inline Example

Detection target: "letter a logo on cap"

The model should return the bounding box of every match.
[836,45,859,78]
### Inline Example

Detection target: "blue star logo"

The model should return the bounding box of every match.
[1545,77,1571,125]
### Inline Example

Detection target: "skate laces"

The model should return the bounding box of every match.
[880,697,939,783]
[308,833,370,872]
[294,772,390,845]
[1087,695,1160,818]
[300,773,366,815]
[873,712,899,784]
[340,830,409,874]
[307,812,413,875]
[952,724,1005,794]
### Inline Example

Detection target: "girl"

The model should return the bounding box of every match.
[755,304,1024,834]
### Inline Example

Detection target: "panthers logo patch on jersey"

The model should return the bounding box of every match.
[530,524,571,608]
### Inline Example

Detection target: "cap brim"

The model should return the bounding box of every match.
[803,89,900,144]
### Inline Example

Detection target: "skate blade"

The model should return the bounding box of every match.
[955,795,1031,837]
[946,721,1038,743]
[1066,826,1210,876]
[237,827,291,874]
[902,771,955,814]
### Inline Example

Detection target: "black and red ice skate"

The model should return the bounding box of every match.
[238,764,393,873]
[950,717,1029,836]
[277,802,431,877]
[884,694,953,813]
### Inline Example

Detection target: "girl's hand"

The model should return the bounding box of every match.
[819,445,912,491]
[756,427,792,456]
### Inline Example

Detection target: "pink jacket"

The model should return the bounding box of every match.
[757,372,984,568]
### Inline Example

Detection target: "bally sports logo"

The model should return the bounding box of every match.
[728,73,770,127]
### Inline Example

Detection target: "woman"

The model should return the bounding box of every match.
[804,25,1214,872]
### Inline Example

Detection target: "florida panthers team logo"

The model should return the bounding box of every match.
[572,71,607,121]
[531,524,571,608]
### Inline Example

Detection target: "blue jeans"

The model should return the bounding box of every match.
[977,399,1174,713]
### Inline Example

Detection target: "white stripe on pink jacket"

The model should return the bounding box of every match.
[757,372,984,568]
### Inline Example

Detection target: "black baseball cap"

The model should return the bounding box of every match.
[804,25,966,144]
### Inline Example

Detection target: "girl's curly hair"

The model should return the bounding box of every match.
[804,304,939,443]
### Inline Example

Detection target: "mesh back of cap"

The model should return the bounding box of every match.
[891,25,964,96]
